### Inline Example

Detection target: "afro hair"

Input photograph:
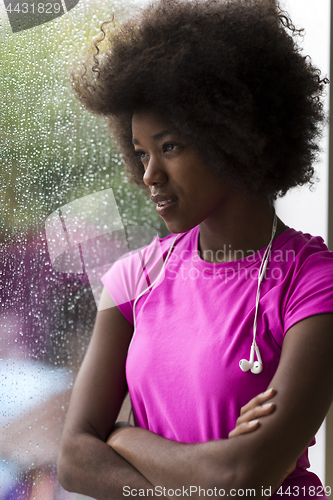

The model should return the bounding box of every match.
[71,0,328,199]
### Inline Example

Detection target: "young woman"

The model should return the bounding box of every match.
[57,1,333,498]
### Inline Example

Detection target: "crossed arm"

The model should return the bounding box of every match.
[57,299,333,500]
[106,388,296,495]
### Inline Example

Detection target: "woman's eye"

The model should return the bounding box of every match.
[135,150,148,161]
[163,143,181,153]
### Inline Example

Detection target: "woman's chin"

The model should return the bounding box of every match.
[163,219,196,235]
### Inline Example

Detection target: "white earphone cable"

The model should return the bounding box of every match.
[251,212,277,355]
[129,213,277,375]
[132,233,180,334]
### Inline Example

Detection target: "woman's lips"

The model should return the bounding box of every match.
[150,195,178,216]
[156,198,178,215]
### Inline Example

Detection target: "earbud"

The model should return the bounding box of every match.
[239,344,263,374]
[239,213,277,376]
[239,345,255,372]
[251,361,263,374]
[251,345,263,374]
[239,359,253,371]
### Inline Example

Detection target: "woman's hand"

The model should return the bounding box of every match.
[229,387,297,491]
[79,314,333,500]
[228,387,276,438]
[107,388,277,449]
[107,388,278,450]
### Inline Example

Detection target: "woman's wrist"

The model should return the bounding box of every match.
[107,424,148,452]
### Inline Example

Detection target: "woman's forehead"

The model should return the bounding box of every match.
[132,109,172,138]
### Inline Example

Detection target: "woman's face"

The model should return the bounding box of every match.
[131,108,232,234]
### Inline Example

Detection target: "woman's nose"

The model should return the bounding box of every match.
[143,156,168,186]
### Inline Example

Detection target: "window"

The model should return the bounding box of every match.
[0,1,164,496]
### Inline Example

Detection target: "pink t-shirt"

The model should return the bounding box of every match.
[101,226,333,498]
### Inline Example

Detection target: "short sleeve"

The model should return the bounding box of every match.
[101,236,167,324]
[284,244,333,334]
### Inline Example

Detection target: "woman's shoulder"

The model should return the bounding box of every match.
[273,226,333,266]
[274,228,333,336]
[275,226,328,248]
[100,227,196,305]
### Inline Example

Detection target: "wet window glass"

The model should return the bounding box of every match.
[0,0,330,497]
[0,1,165,496]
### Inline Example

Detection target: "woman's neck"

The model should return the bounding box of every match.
[198,197,286,263]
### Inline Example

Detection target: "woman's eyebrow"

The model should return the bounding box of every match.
[132,129,171,145]
[152,129,171,141]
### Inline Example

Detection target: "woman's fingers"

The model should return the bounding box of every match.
[236,401,275,426]
[228,419,260,438]
[240,387,276,415]
[228,388,276,438]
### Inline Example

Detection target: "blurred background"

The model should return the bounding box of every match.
[0,0,332,497]
[0,0,167,497]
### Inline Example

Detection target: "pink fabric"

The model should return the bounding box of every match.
[101,227,333,498]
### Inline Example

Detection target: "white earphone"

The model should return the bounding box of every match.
[239,341,263,374]
[129,213,277,376]
[239,212,277,374]
[130,233,180,348]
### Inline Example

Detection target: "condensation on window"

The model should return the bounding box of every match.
[0,0,161,497]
